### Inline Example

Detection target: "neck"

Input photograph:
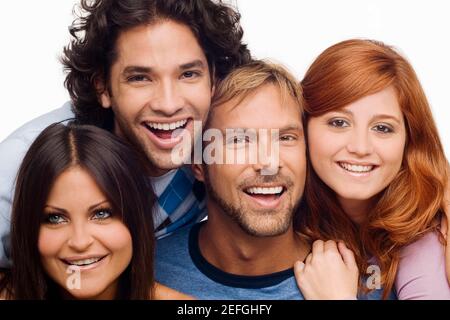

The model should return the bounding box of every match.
[147,166,171,177]
[199,205,310,276]
[338,197,374,225]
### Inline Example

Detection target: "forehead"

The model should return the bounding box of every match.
[114,20,208,69]
[342,86,402,117]
[211,84,302,130]
[47,167,105,203]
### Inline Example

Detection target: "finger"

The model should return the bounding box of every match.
[441,215,448,240]
[294,261,305,274]
[338,241,358,270]
[312,240,324,254]
[294,261,305,289]
[324,240,338,253]
[305,252,313,265]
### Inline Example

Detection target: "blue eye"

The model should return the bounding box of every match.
[373,124,394,133]
[45,214,67,225]
[328,119,350,128]
[92,209,112,220]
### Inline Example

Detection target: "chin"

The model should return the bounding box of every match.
[67,286,110,300]
[145,152,180,171]
[337,190,378,202]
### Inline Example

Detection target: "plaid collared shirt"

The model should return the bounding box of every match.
[153,166,207,239]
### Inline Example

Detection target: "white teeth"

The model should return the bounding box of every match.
[68,257,102,266]
[246,186,283,195]
[339,162,374,173]
[147,119,188,131]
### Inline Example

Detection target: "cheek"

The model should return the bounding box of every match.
[184,83,212,118]
[38,228,66,258]
[208,165,240,196]
[208,166,229,189]
[308,129,334,167]
[376,137,406,169]
[97,222,133,256]
[112,88,149,118]
[284,147,307,194]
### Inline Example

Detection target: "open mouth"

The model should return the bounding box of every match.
[338,162,378,174]
[143,119,189,140]
[243,185,286,207]
[62,255,107,267]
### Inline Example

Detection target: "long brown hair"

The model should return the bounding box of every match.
[0,123,155,299]
[296,39,448,298]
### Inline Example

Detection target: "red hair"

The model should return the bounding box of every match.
[297,39,448,298]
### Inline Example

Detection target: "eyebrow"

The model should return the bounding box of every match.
[219,124,303,135]
[179,60,206,71]
[45,200,109,213]
[279,124,303,132]
[333,109,402,125]
[122,66,152,75]
[122,60,206,76]
[370,114,402,125]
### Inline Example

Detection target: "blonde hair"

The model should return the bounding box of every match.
[210,60,303,118]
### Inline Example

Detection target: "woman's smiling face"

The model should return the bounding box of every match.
[307,86,407,219]
[38,166,133,300]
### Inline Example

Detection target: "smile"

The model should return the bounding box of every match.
[246,186,284,195]
[62,255,107,267]
[145,119,188,131]
[338,162,378,174]
[243,185,286,209]
[142,118,192,150]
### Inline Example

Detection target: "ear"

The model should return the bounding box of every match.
[211,83,216,97]
[191,164,206,182]
[210,66,216,97]
[95,77,112,109]
[99,90,112,109]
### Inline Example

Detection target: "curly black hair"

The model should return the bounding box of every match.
[61,0,252,129]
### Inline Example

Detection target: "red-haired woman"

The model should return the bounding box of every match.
[294,39,450,299]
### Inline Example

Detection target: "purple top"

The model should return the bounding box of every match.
[395,231,450,299]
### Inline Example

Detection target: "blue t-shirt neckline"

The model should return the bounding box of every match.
[188,221,295,289]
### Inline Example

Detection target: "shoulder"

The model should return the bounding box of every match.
[399,230,444,260]
[0,102,74,166]
[2,102,74,143]
[395,231,450,299]
[152,282,194,300]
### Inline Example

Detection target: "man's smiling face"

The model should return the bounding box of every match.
[100,20,213,176]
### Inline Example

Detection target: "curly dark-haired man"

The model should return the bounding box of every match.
[0,0,251,267]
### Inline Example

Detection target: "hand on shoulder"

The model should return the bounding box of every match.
[294,240,359,300]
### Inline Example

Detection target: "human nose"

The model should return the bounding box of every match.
[252,131,282,176]
[67,221,94,252]
[346,128,374,157]
[151,78,184,116]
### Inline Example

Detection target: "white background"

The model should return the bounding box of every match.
[0,0,449,157]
